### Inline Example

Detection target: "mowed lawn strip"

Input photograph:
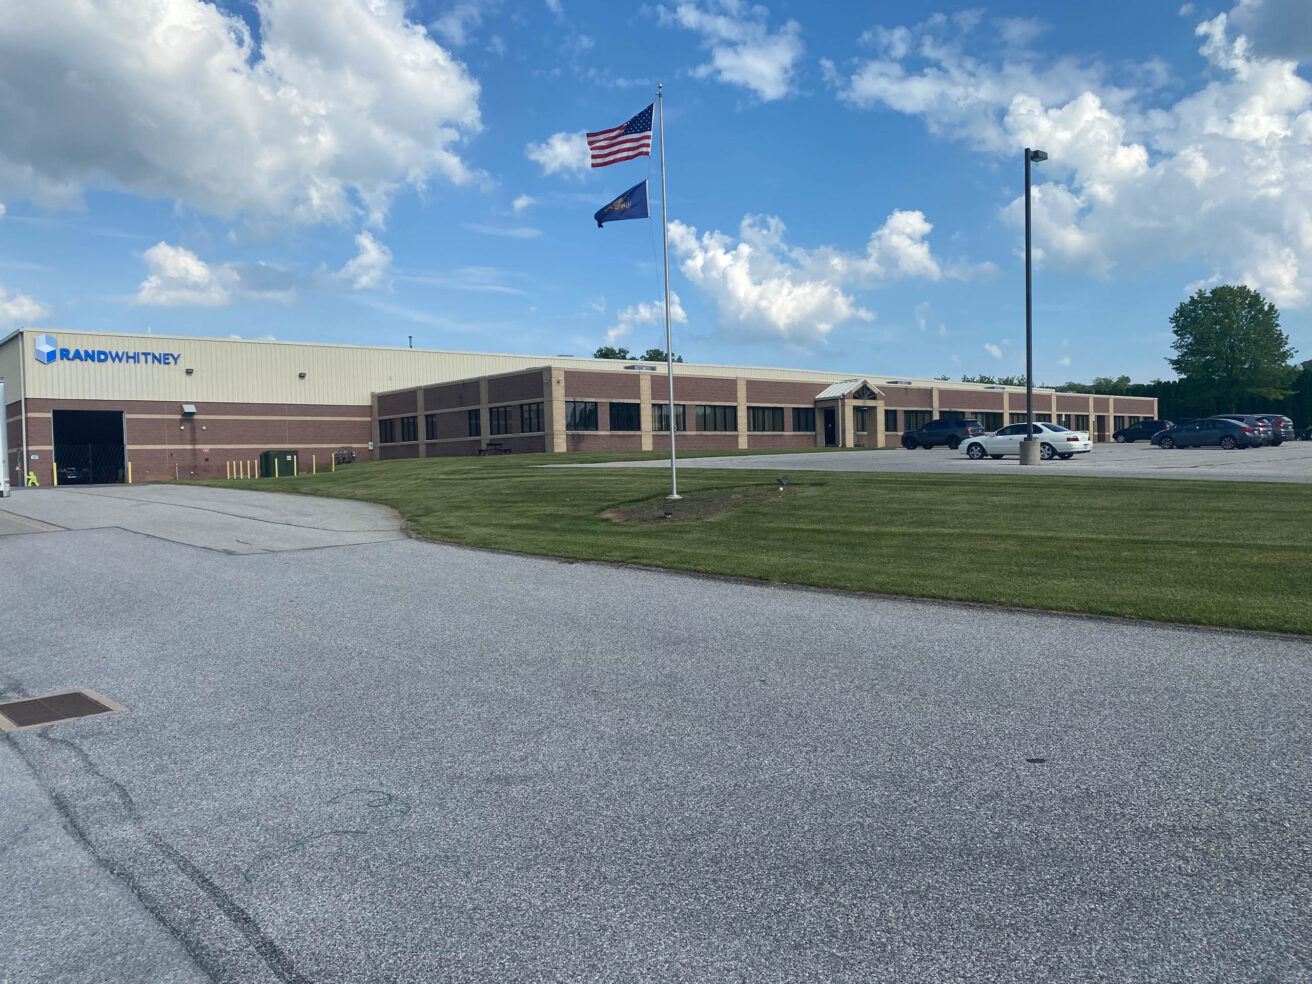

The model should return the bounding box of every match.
[199,452,1312,635]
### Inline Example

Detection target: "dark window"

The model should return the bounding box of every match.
[884,409,898,432]
[468,409,481,437]
[939,410,965,420]
[793,407,815,432]
[904,410,932,430]
[425,413,436,440]
[696,404,737,432]
[976,412,1003,430]
[1114,415,1127,431]
[1074,414,1089,431]
[566,401,598,431]
[378,418,396,443]
[609,402,641,431]
[748,406,784,432]
[854,407,869,433]
[399,415,418,442]
[489,406,512,435]
[652,403,686,432]
[520,402,543,433]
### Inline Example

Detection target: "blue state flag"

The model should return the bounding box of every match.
[594,180,649,228]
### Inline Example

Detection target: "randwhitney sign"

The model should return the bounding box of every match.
[34,333,181,367]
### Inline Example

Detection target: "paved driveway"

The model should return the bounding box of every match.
[565,440,1312,482]
[1,486,1308,983]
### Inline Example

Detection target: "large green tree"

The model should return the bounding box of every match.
[1168,285,1296,413]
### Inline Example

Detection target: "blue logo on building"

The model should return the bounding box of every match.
[35,334,58,364]
[32,332,181,367]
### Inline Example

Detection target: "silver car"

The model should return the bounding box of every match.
[1254,414,1295,445]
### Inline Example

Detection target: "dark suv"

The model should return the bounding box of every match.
[1113,419,1173,443]
[901,417,985,450]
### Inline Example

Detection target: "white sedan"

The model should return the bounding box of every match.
[961,422,1093,461]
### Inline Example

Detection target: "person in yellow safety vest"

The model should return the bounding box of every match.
[25,471,39,486]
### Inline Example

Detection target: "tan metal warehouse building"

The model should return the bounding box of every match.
[1,327,1158,484]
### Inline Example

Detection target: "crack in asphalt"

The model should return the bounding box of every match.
[3,729,312,984]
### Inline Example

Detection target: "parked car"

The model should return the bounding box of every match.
[1113,419,1174,443]
[1254,414,1295,445]
[961,422,1093,461]
[1152,418,1262,449]
[1210,414,1273,444]
[901,417,985,450]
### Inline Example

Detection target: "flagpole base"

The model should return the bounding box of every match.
[665,494,682,500]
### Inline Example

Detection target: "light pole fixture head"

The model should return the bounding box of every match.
[1028,149,1048,163]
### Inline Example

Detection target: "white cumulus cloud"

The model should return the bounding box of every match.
[0,0,482,227]
[605,293,688,345]
[0,284,51,325]
[512,194,536,212]
[654,0,804,101]
[525,132,590,175]
[667,211,969,348]
[337,231,393,290]
[136,242,305,306]
[828,9,1312,306]
[984,343,1003,359]
[136,243,235,307]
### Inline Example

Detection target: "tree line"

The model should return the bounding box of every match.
[964,285,1307,424]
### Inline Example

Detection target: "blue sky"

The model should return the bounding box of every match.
[1,0,1309,385]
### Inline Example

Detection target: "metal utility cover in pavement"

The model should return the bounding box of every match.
[0,690,126,732]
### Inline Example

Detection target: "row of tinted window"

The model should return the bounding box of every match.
[384,401,884,441]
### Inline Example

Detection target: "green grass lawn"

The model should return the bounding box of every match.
[200,451,1312,635]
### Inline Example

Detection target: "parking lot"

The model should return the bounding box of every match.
[569,439,1312,482]
[1,485,1309,983]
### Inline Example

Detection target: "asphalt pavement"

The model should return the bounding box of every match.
[1,486,1309,983]
[560,439,1312,482]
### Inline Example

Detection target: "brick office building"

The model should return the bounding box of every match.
[373,365,1159,459]
[1,326,1158,484]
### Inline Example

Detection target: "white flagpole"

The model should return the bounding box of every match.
[658,84,679,500]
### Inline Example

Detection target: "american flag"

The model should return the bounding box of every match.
[586,104,653,168]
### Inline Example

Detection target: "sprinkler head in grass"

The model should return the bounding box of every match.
[778,474,788,492]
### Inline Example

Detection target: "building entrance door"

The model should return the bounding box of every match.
[823,408,837,447]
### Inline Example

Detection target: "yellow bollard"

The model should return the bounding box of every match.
[127,462,133,484]
[294,456,298,478]
[227,460,232,479]
[312,454,316,475]
[331,453,336,473]
[274,457,279,479]
[52,462,58,486]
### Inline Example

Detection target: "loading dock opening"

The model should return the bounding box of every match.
[52,409,126,485]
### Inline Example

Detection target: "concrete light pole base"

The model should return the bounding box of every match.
[1019,439,1041,465]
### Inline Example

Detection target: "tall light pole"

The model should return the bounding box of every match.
[1020,147,1048,466]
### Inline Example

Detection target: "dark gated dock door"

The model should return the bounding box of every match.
[51,409,126,484]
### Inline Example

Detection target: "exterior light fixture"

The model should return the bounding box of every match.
[662,502,674,519]
[185,367,194,375]
[298,372,307,379]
